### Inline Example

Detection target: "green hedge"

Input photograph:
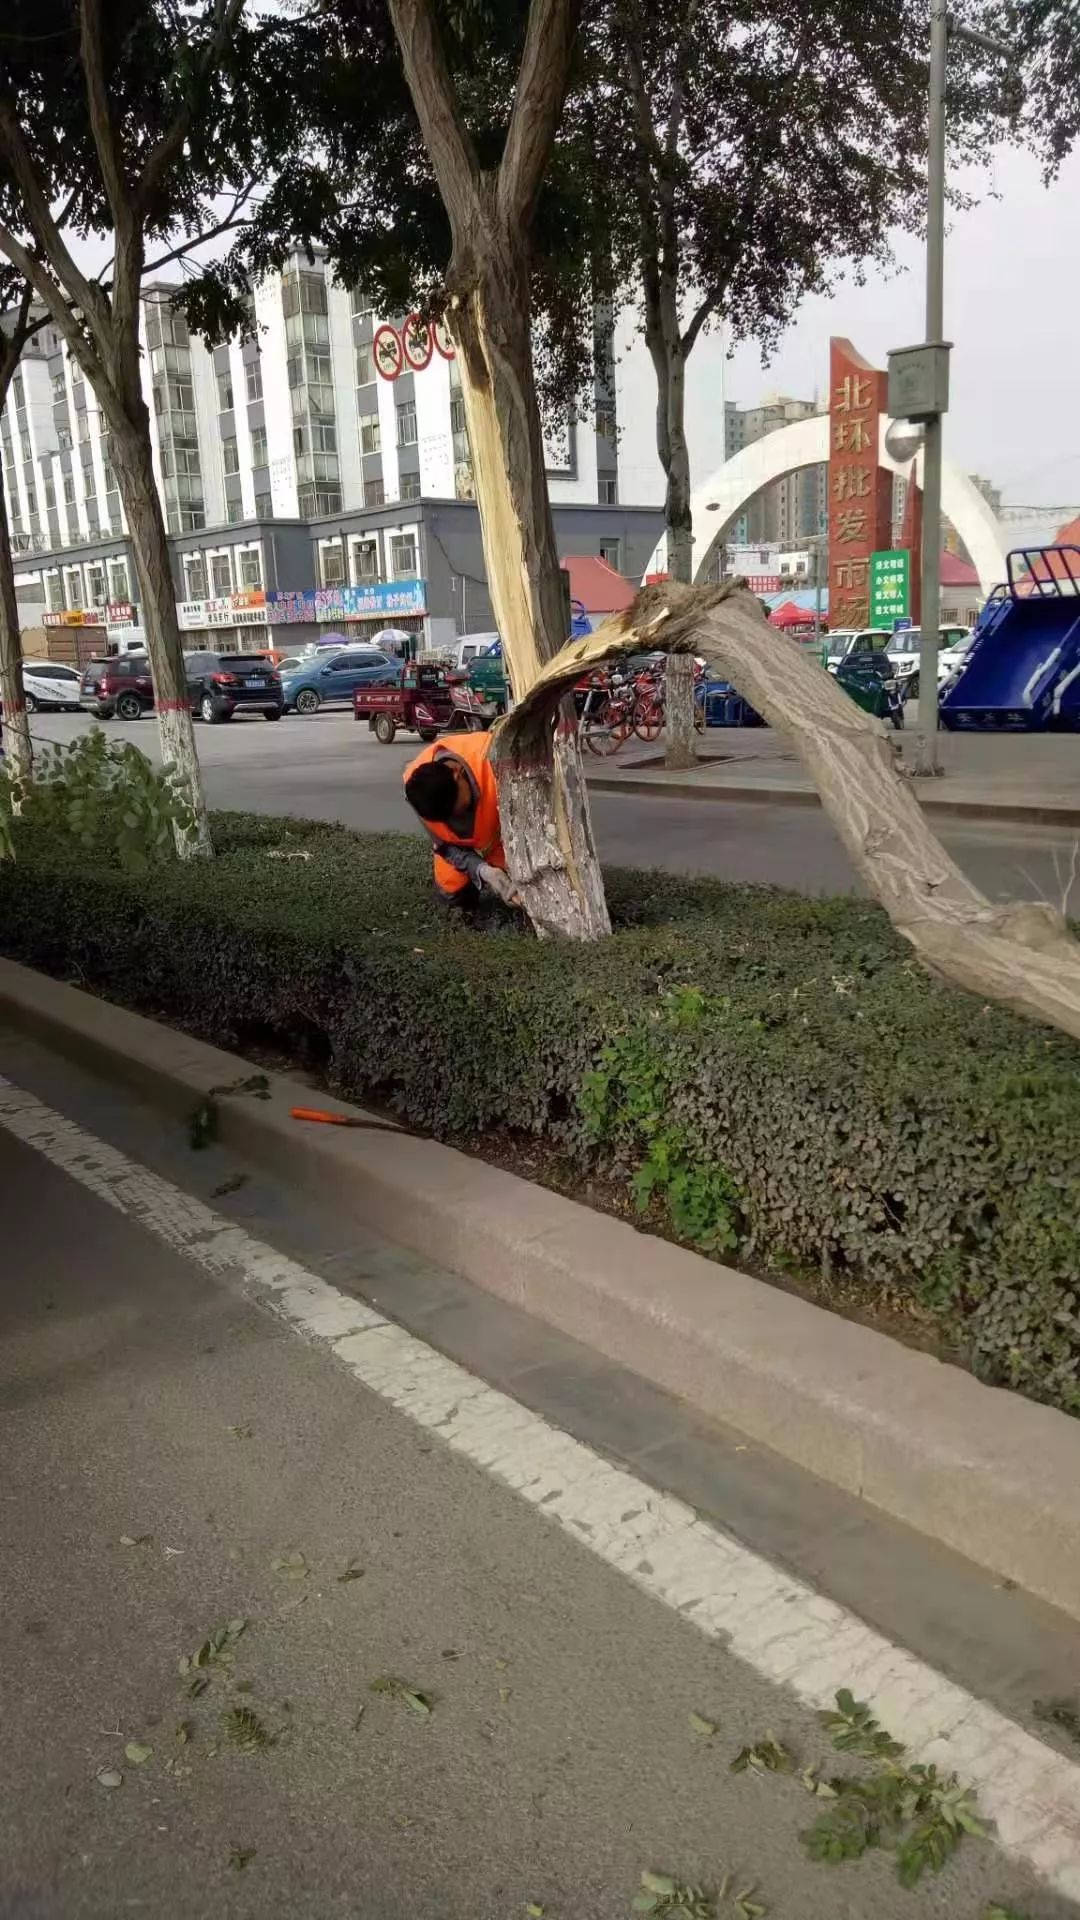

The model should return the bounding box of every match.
[3,810,1080,1414]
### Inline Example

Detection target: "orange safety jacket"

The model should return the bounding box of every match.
[404,729,507,898]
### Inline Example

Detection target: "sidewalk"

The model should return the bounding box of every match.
[587,724,1080,824]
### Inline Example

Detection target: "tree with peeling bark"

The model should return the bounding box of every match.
[0,0,284,857]
[0,280,42,789]
[583,0,1033,769]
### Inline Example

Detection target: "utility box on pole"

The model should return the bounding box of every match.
[887,343,952,424]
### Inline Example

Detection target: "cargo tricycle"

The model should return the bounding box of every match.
[353,661,496,744]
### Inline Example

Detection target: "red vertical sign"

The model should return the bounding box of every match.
[828,339,892,630]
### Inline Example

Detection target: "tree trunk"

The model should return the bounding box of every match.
[502,579,1080,1044]
[0,479,32,789]
[109,416,211,858]
[449,225,610,939]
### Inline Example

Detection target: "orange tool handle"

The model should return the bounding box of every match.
[290,1106,360,1128]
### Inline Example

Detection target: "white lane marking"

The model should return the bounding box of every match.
[2,1072,1079,1899]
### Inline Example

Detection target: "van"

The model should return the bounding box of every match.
[450,633,500,673]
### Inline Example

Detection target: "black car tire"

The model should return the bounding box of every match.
[294,688,321,715]
[201,692,228,724]
[116,690,143,721]
[907,673,920,700]
[373,712,397,744]
[264,708,283,721]
[417,727,438,742]
[24,692,38,714]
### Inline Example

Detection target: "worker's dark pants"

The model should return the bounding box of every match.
[435,879,482,911]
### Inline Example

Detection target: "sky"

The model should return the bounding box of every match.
[724,144,1080,512]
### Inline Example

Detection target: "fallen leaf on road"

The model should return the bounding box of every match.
[494,1657,509,1672]
[124,1743,153,1766]
[498,1687,512,1704]
[229,1848,257,1870]
[223,1706,275,1752]
[119,1533,152,1548]
[212,1174,249,1199]
[270,1550,309,1581]
[227,1423,253,1440]
[525,1905,545,1916]
[352,1705,366,1731]
[335,1559,365,1583]
[688,1712,718,1741]
[175,1722,194,1746]
[96,1768,123,1790]
[370,1675,436,1719]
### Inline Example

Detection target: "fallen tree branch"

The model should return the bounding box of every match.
[495,579,1080,1042]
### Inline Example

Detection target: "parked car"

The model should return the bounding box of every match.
[449,632,501,673]
[885,626,971,698]
[21,661,83,712]
[825,628,891,672]
[80,653,156,719]
[280,647,397,715]
[184,650,283,723]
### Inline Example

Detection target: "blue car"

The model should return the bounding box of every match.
[281,647,398,715]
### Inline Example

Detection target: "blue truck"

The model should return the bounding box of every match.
[940,546,1080,731]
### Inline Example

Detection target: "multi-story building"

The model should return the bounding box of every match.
[722,395,827,548]
[6,256,720,653]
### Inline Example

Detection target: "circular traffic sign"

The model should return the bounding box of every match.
[373,324,404,381]
[432,317,456,361]
[402,313,434,372]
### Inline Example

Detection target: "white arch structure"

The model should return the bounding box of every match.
[642,413,1008,597]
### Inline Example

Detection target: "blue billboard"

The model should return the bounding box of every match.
[266,579,426,626]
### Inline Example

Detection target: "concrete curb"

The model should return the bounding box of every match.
[587,770,1080,825]
[6,951,1080,1619]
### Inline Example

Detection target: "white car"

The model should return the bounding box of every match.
[885,627,971,698]
[21,661,84,712]
[825,628,891,672]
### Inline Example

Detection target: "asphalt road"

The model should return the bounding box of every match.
[2,1029,1075,1920]
[22,707,1080,904]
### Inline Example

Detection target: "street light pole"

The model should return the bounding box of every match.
[916,0,949,774]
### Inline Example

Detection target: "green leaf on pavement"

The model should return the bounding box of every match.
[212,1173,248,1199]
[124,1742,153,1766]
[270,1550,309,1581]
[730,1733,794,1775]
[688,1711,718,1740]
[119,1533,153,1547]
[175,1721,194,1745]
[227,1423,253,1440]
[370,1675,436,1718]
[223,1706,275,1752]
[525,1905,545,1916]
[336,1559,365,1583]
[984,1907,1031,1919]
[96,1768,123,1789]
[188,1098,219,1150]
[229,1848,257,1870]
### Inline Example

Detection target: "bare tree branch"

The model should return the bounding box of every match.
[136,0,245,214]
[0,98,109,333]
[129,177,259,278]
[0,223,108,393]
[680,289,713,358]
[499,0,584,228]
[79,0,131,238]
[386,0,482,241]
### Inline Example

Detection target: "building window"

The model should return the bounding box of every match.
[209,552,233,595]
[108,558,130,601]
[64,566,82,606]
[63,473,76,507]
[355,342,374,385]
[298,485,343,518]
[320,540,346,587]
[599,477,618,505]
[57,427,73,452]
[254,491,272,520]
[400,472,421,501]
[450,393,466,437]
[350,286,373,318]
[245,360,263,403]
[180,508,206,532]
[184,555,208,599]
[226,498,245,525]
[389,534,417,579]
[396,401,417,447]
[282,271,329,319]
[359,413,380,455]
[249,424,268,466]
[598,539,622,572]
[217,368,234,411]
[12,373,24,410]
[44,571,64,612]
[312,419,337,454]
[222,438,240,476]
[85,563,106,606]
[351,538,378,582]
[364,477,384,508]
[237,546,263,588]
[51,373,66,403]
[596,403,616,442]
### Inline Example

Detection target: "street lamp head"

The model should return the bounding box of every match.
[705,500,721,512]
[885,418,925,466]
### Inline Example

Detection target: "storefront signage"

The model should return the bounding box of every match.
[266,578,427,625]
[178,589,267,630]
[44,601,135,628]
[744,574,784,594]
[869,550,911,628]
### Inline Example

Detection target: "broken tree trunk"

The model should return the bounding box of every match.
[496,578,1080,1043]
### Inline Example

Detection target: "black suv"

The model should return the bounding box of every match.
[80,654,155,720]
[185,650,283,723]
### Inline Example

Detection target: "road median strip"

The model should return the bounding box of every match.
[5,949,1080,1629]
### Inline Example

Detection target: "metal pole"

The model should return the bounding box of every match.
[813,539,823,655]
[917,0,948,774]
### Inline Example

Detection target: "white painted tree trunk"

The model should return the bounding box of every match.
[110,421,211,858]
[501,579,1080,1041]
[0,481,32,790]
